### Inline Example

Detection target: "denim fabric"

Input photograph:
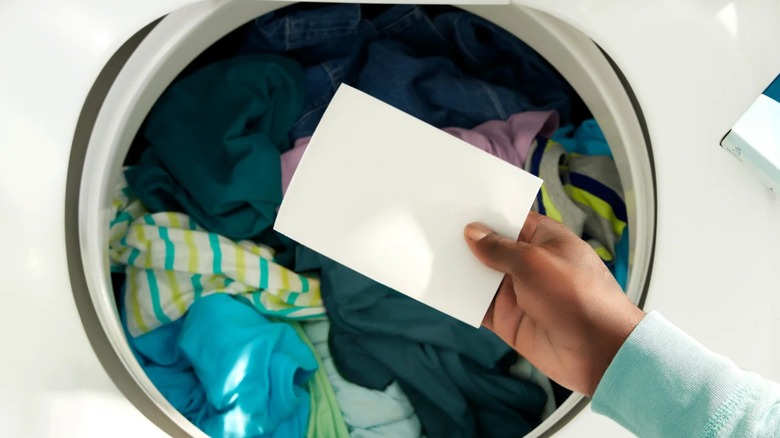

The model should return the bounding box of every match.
[241,5,574,137]
[356,40,537,128]
[370,4,448,54]
[294,22,376,139]
[434,12,571,116]
[242,4,363,53]
[241,4,377,139]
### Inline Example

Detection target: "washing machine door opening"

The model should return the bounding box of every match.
[66,1,656,437]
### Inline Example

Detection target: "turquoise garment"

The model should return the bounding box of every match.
[593,311,780,437]
[125,54,304,241]
[552,119,612,157]
[129,294,317,438]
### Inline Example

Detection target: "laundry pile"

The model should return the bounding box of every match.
[110,4,629,438]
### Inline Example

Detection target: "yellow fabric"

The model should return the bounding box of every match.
[539,184,564,223]
[594,245,614,262]
[564,184,627,236]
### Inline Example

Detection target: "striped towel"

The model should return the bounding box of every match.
[110,176,325,337]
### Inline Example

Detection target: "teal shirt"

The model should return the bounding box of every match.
[593,311,780,437]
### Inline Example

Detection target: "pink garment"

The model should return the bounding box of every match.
[280,137,310,195]
[280,110,559,195]
[442,110,559,168]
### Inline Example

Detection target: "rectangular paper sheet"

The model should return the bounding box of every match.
[274,85,542,327]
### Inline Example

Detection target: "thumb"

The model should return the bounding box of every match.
[464,222,527,274]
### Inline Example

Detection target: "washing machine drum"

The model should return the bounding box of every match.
[65,1,656,436]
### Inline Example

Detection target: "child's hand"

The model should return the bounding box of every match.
[464,211,644,396]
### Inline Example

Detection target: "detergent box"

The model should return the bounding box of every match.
[721,74,780,191]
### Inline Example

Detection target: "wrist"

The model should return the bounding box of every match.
[587,303,645,396]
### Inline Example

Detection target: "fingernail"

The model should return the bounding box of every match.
[465,222,494,241]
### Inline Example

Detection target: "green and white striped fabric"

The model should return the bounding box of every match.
[110,176,325,337]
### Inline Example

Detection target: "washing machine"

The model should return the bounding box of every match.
[2,0,780,436]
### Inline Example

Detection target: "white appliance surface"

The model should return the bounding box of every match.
[1,0,779,436]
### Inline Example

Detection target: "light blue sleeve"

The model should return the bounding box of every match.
[592,311,780,437]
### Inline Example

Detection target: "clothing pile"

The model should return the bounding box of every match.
[110,4,629,438]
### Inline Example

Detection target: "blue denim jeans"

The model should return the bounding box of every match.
[434,11,571,117]
[241,5,574,137]
[356,39,537,128]
[241,4,375,139]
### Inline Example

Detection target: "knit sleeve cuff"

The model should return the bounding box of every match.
[591,310,746,437]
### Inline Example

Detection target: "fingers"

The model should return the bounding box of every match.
[481,276,515,331]
[518,211,547,243]
[481,294,496,331]
[464,222,529,275]
[483,280,536,352]
[519,211,579,247]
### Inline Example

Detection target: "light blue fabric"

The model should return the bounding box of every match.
[129,294,318,438]
[553,119,612,157]
[593,311,780,437]
[303,320,422,438]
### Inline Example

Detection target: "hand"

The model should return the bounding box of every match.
[464,211,645,396]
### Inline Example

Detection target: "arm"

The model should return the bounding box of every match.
[593,311,780,437]
[463,213,780,437]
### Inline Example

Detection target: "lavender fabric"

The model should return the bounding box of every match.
[442,110,559,168]
[280,110,559,195]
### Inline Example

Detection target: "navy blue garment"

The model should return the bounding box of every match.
[433,11,571,117]
[240,4,377,139]
[300,253,547,438]
[355,40,537,129]
[241,5,574,138]
[368,4,449,54]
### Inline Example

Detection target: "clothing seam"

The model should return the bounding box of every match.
[284,17,292,51]
[482,82,506,121]
[287,24,362,47]
[376,8,422,36]
[700,378,752,438]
